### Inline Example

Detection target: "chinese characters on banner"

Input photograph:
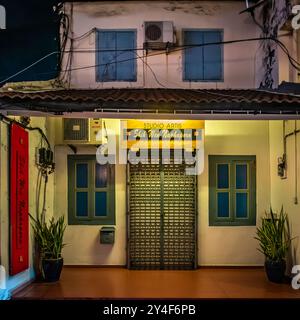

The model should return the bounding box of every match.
[10,124,29,275]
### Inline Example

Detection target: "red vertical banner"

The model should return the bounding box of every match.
[10,123,29,276]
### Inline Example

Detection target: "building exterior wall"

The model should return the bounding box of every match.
[54,119,127,265]
[64,1,264,89]
[199,120,270,266]
[278,32,298,84]
[55,119,270,266]
[269,120,300,267]
[0,117,55,295]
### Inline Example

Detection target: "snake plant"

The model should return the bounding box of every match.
[255,207,292,262]
[30,214,66,260]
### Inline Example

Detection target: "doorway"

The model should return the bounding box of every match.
[127,160,197,270]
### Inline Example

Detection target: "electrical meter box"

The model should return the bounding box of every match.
[100,227,115,244]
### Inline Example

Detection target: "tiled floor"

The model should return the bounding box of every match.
[13,267,300,299]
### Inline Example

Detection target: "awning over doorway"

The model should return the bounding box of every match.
[1,88,300,117]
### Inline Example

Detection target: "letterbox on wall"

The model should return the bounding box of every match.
[100,227,115,244]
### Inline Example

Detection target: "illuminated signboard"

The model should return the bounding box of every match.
[121,120,205,149]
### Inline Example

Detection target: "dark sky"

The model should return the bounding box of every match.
[0,0,60,84]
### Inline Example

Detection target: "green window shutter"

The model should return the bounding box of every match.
[209,155,256,226]
[68,155,115,225]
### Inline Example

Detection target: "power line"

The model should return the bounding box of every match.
[58,37,300,75]
[1,36,300,85]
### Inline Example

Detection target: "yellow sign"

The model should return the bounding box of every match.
[121,120,205,149]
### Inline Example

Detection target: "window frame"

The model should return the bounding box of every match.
[209,155,256,226]
[95,29,137,82]
[68,155,116,225]
[182,28,224,82]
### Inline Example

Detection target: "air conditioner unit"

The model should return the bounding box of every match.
[144,21,175,50]
[57,118,104,145]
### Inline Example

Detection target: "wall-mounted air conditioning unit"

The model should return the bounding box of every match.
[144,21,175,50]
[56,118,104,145]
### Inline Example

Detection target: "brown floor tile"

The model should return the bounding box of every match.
[12,267,300,300]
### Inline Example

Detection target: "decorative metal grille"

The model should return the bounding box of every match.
[128,161,197,270]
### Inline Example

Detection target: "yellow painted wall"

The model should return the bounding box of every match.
[269,121,300,268]
[55,119,270,266]
[2,116,295,284]
[54,120,127,265]
[198,120,270,266]
[0,117,54,293]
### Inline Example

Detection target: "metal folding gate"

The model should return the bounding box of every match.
[128,162,197,270]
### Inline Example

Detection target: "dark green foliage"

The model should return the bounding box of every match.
[255,207,292,262]
[30,214,66,260]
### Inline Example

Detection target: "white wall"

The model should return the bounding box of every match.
[0,117,54,296]
[64,1,262,89]
[278,31,298,84]
[269,120,300,269]
[198,120,270,266]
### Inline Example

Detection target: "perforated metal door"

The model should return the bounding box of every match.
[128,162,197,270]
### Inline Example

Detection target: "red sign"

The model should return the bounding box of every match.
[10,123,29,276]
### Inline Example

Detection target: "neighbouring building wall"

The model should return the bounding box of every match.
[56,119,270,266]
[64,1,262,89]
[0,117,54,297]
[269,120,300,268]
[199,120,271,266]
[278,31,298,84]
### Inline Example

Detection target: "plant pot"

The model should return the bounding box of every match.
[42,258,64,282]
[265,259,286,283]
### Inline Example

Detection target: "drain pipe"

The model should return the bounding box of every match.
[282,120,300,204]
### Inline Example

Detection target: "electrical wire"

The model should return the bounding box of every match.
[1,36,300,92]
[0,113,51,150]
[68,28,96,41]
[0,51,59,85]
[0,36,286,85]
[36,167,42,218]
[136,54,258,99]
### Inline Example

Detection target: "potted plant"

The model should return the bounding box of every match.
[30,214,66,282]
[255,207,292,283]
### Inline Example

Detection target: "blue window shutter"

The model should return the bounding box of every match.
[97,31,116,81]
[236,164,248,189]
[217,192,230,217]
[76,163,88,188]
[236,193,248,218]
[76,192,88,217]
[116,31,136,81]
[95,192,107,217]
[203,31,222,80]
[217,164,229,189]
[95,164,108,188]
[184,31,204,81]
